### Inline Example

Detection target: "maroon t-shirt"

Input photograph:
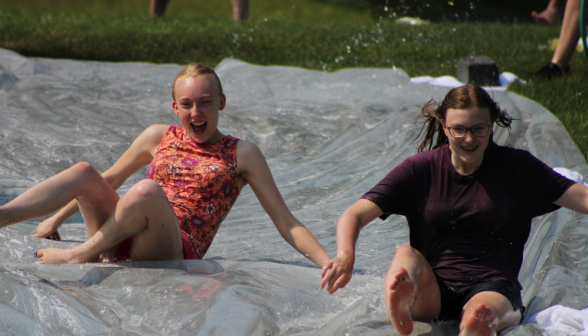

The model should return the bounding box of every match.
[362,141,575,289]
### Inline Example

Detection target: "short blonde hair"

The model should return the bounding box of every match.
[172,63,223,101]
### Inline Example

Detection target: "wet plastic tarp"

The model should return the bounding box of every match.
[0,48,587,335]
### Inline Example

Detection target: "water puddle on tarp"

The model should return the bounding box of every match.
[0,49,587,335]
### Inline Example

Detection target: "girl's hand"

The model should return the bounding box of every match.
[31,217,62,239]
[320,252,355,294]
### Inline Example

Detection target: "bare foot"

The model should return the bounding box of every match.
[35,248,77,264]
[460,303,497,336]
[385,267,416,335]
[531,8,562,25]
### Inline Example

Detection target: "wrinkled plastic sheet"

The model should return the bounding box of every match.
[0,48,587,335]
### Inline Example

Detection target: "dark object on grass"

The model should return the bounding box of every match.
[46,231,61,241]
[534,62,569,80]
[457,56,500,86]
[232,0,249,20]
[150,0,170,17]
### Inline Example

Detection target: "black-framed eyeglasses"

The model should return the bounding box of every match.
[446,125,491,138]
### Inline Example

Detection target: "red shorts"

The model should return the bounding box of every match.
[113,235,196,262]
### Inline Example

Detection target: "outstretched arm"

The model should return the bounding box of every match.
[31,124,169,238]
[320,199,382,294]
[553,183,588,214]
[236,140,331,267]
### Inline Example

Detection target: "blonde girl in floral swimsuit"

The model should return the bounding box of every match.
[0,63,331,267]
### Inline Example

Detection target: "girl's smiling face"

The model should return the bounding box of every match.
[172,75,226,144]
[443,106,493,175]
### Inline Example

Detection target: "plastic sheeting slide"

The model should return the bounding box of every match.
[0,48,587,335]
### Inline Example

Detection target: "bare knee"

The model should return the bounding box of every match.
[70,162,101,180]
[393,245,422,260]
[65,162,109,193]
[125,179,166,201]
[390,245,426,273]
[461,292,521,333]
[71,161,96,173]
[390,245,439,301]
[115,180,174,235]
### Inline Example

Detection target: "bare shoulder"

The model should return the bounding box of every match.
[137,124,169,146]
[236,140,266,174]
[237,139,262,155]
[143,124,170,140]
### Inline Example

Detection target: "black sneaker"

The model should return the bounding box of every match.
[534,62,569,80]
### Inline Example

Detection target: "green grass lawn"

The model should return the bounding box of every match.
[0,0,586,159]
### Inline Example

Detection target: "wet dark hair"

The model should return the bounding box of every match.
[414,84,514,152]
[172,63,223,101]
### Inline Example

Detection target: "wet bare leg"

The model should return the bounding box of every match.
[36,179,183,264]
[531,0,566,25]
[384,245,441,335]
[459,291,521,336]
[1,161,122,262]
[0,162,118,230]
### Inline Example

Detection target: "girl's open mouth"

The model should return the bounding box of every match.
[461,145,478,152]
[191,121,207,135]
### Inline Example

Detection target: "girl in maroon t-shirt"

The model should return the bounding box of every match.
[320,84,588,336]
